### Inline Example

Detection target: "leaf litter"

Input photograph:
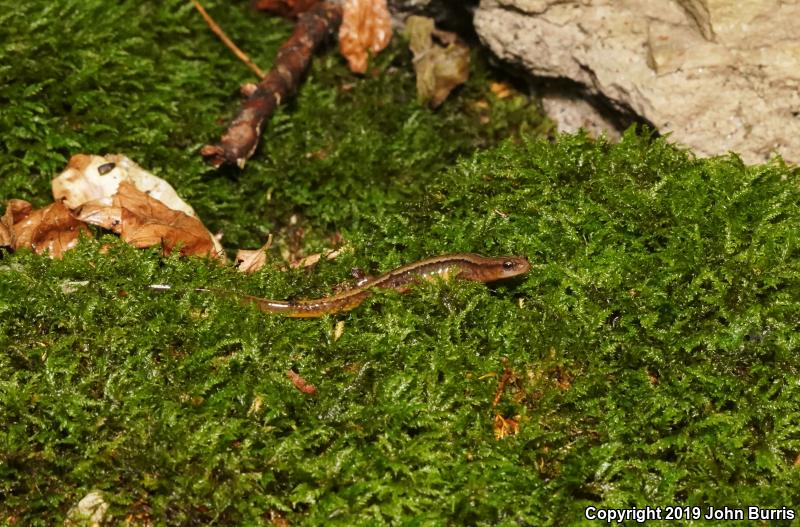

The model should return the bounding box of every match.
[76,181,223,259]
[2,155,231,260]
[404,15,470,107]
[339,0,392,74]
[0,199,91,258]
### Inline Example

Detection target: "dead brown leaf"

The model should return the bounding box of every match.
[252,0,319,18]
[53,154,225,257]
[0,223,12,248]
[76,182,222,259]
[404,15,470,107]
[235,234,273,273]
[0,201,20,248]
[1,199,91,258]
[339,0,392,74]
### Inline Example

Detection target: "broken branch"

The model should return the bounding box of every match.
[492,357,513,409]
[201,2,342,168]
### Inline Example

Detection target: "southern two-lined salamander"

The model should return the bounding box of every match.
[238,253,530,317]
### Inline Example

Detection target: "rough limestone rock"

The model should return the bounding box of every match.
[474,0,800,164]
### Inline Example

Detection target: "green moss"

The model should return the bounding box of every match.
[2,1,800,526]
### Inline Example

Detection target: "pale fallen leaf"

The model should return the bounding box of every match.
[60,280,90,294]
[404,16,470,107]
[291,251,322,268]
[339,0,392,74]
[77,182,223,259]
[1,199,91,258]
[333,320,345,341]
[52,154,197,218]
[235,234,273,273]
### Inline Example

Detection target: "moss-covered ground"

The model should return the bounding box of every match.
[2,1,800,525]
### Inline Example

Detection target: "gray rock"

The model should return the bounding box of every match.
[474,0,800,163]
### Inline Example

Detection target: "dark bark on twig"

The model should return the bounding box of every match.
[201,2,342,168]
[252,0,321,19]
[492,357,512,408]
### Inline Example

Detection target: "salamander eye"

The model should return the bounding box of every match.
[503,260,514,270]
[97,162,116,175]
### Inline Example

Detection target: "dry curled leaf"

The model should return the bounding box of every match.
[339,0,392,74]
[235,235,273,273]
[65,490,109,527]
[0,201,19,248]
[404,15,470,107]
[53,154,224,257]
[252,0,319,18]
[76,182,222,259]
[235,247,268,272]
[1,199,91,258]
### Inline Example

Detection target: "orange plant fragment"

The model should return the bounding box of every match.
[339,0,392,74]
[1,199,91,258]
[287,369,317,395]
[493,414,520,440]
[76,181,222,259]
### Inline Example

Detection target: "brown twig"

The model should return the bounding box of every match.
[287,369,317,395]
[201,2,342,168]
[492,357,513,409]
[191,0,266,78]
[252,0,321,19]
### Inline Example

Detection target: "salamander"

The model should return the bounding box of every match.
[238,253,530,318]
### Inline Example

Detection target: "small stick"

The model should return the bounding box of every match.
[191,0,266,78]
[492,357,513,408]
[287,369,317,395]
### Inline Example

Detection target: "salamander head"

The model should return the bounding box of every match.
[495,256,531,280]
[456,254,531,282]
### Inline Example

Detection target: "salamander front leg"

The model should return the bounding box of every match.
[350,267,373,287]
